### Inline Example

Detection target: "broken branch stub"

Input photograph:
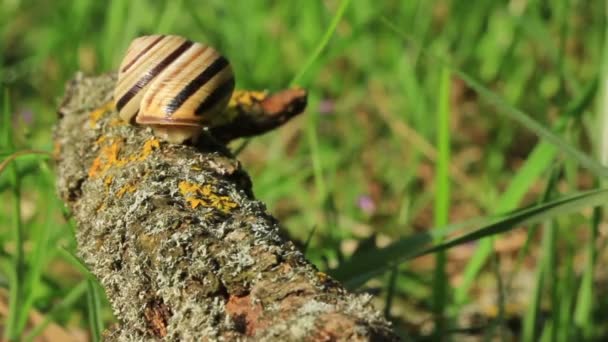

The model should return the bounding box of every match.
[54,72,398,341]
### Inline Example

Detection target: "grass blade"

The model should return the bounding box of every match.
[17,169,56,334]
[557,245,576,342]
[306,100,326,202]
[290,0,351,86]
[86,279,104,342]
[453,70,608,177]
[416,188,608,257]
[329,217,516,289]
[24,281,88,342]
[101,0,127,69]
[384,265,398,318]
[520,164,560,342]
[380,16,608,179]
[333,188,608,289]
[573,206,600,338]
[332,214,527,288]
[290,0,350,203]
[453,76,596,306]
[454,142,556,305]
[521,221,550,342]
[1,89,26,340]
[292,0,352,206]
[0,150,52,175]
[57,247,94,278]
[156,0,183,33]
[432,65,451,337]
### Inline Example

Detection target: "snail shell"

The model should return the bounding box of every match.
[114,34,235,143]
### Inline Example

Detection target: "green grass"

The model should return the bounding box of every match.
[2,0,608,340]
[432,65,451,337]
[2,89,25,341]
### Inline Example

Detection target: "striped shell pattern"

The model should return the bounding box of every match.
[114,35,235,131]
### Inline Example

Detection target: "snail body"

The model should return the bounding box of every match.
[114,34,235,143]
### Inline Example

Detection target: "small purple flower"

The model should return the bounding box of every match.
[357,195,376,215]
[317,99,335,115]
[19,108,34,125]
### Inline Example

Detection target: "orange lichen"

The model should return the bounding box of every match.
[88,139,125,178]
[89,101,115,128]
[137,138,160,161]
[88,137,161,179]
[178,181,238,213]
[53,142,61,159]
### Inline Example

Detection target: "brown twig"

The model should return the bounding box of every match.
[210,88,308,143]
[0,150,53,174]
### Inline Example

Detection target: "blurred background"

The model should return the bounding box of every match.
[1,0,607,340]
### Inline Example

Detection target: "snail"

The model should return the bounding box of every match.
[114,34,235,143]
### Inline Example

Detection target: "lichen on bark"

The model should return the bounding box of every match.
[54,72,399,341]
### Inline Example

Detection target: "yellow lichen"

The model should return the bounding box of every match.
[228,90,268,108]
[89,101,115,128]
[116,183,137,198]
[222,90,269,123]
[95,202,106,213]
[178,181,238,213]
[104,175,113,187]
[109,117,126,127]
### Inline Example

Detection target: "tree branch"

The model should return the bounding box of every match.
[54,72,398,341]
[210,88,308,143]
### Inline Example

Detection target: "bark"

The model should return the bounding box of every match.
[54,72,399,341]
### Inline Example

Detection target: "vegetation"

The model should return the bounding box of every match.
[1,0,607,340]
